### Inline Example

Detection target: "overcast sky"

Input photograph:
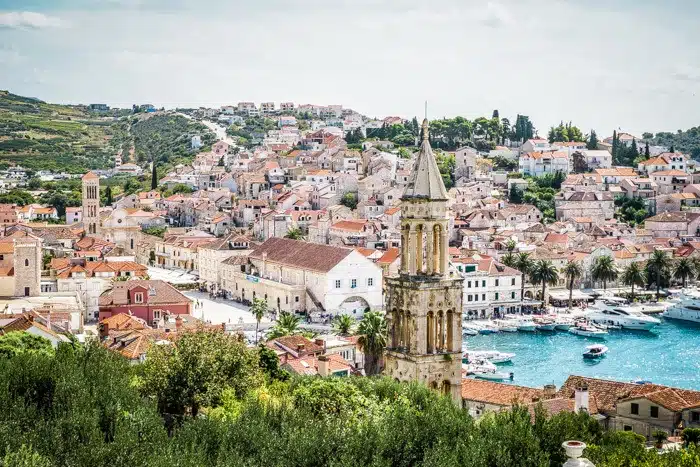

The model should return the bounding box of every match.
[1,0,699,137]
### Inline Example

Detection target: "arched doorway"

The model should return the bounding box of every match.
[338,296,370,317]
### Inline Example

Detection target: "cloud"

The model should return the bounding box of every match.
[479,2,514,28]
[0,11,64,29]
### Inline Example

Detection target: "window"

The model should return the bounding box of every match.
[368,278,374,287]
[482,293,486,301]
[482,280,486,287]
[623,425,632,432]
[511,278,516,286]
[650,406,659,418]
[631,403,639,415]
[335,280,341,289]
[495,293,499,300]
[295,296,299,303]
[24,259,28,267]
[0,255,3,260]
[467,281,471,288]
[153,310,161,320]
[475,281,478,288]
[692,411,700,422]
[351,279,357,288]
[134,292,144,304]
[511,292,516,299]
[467,295,472,302]
[495,279,499,287]
[474,294,478,302]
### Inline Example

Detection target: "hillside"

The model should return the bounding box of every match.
[648,126,700,158]
[0,91,214,174]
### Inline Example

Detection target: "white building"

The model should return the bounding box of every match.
[191,135,202,149]
[453,257,522,319]
[197,234,252,287]
[518,151,570,176]
[219,237,383,315]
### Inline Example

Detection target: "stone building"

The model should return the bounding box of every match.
[82,171,101,236]
[12,233,42,297]
[383,119,464,404]
[554,191,614,222]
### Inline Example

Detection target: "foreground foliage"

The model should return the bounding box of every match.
[0,334,699,466]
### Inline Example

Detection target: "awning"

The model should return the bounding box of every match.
[549,290,593,301]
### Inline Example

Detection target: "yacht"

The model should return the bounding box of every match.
[663,290,700,324]
[478,323,499,335]
[534,317,556,331]
[493,319,518,333]
[568,321,608,338]
[464,350,515,364]
[553,316,574,331]
[587,301,661,331]
[462,326,478,337]
[463,361,514,381]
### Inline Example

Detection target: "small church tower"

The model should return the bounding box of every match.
[383,118,464,404]
[82,171,100,236]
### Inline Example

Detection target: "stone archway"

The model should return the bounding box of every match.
[338,296,370,316]
[524,290,534,300]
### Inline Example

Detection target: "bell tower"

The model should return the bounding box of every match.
[383,118,464,404]
[82,171,100,237]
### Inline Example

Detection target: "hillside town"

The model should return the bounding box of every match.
[2,99,700,454]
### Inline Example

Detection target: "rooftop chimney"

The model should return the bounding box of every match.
[296,343,305,356]
[574,385,589,413]
[314,338,325,350]
[543,384,556,400]
[562,441,595,467]
[317,354,330,377]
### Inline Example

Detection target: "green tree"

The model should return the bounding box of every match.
[105,185,113,205]
[587,130,598,150]
[151,160,158,189]
[563,261,583,309]
[27,178,42,190]
[505,239,517,252]
[140,329,263,417]
[674,257,695,288]
[591,255,618,290]
[572,151,588,173]
[340,192,358,210]
[501,252,516,269]
[621,262,646,301]
[2,445,52,467]
[530,260,559,309]
[515,252,535,302]
[647,250,672,299]
[682,427,700,446]
[0,332,54,359]
[268,311,302,339]
[356,311,387,376]
[250,297,268,344]
[508,185,523,204]
[332,314,355,336]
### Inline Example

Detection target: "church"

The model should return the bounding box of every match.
[383,118,464,403]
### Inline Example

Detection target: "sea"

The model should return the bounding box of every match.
[463,318,700,390]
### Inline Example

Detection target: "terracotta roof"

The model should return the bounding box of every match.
[99,280,191,306]
[82,171,99,180]
[461,379,544,405]
[101,313,148,331]
[651,170,689,177]
[646,211,689,223]
[267,335,324,355]
[331,220,367,232]
[377,248,400,264]
[249,237,353,273]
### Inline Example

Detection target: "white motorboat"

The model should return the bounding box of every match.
[464,361,514,381]
[663,290,700,324]
[583,344,608,359]
[463,326,478,336]
[568,322,608,338]
[464,350,516,364]
[553,316,574,331]
[514,316,537,332]
[478,323,499,334]
[534,317,556,331]
[493,319,518,333]
[587,300,661,331]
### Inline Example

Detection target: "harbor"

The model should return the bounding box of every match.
[463,314,700,390]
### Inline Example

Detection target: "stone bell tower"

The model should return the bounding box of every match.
[383,118,464,404]
[82,171,100,237]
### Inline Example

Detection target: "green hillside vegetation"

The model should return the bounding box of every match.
[0,330,699,467]
[131,113,215,171]
[0,90,121,172]
[648,127,700,158]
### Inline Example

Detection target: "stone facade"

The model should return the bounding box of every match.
[383,119,464,404]
[13,235,41,297]
[82,172,101,236]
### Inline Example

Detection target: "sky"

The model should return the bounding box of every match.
[1,0,699,137]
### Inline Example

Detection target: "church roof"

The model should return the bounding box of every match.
[82,171,99,180]
[402,119,448,201]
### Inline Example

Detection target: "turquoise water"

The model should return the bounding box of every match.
[464,318,700,390]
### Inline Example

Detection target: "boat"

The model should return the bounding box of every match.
[583,344,608,359]
[568,322,608,338]
[462,326,478,336]
[586,300,661,331]
[493,319,518,333]
[663,290,700,324]
[478,323,499,335]
[553,316,574,331]
[464,361,514,381]
[464,350,516,364]
[513,316,537,332]
[534,317,556,331]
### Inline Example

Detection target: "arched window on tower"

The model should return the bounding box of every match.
[24,259,29,267]
[426,311,435,353]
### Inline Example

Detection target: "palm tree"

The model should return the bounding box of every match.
[591,256,618,291]
[674,257,695,289]
[514,252,535,302]
[621,262,646,302]
[268,311,301,339]
[501,252,516,269]
[332,314,355,336]
[647,250,672,300]
[284,228,305,240]
[356,311,387,376]
[250,297,268,344]
[562,261,582,309]
[530,260,559,310]
[505,239,517,252]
